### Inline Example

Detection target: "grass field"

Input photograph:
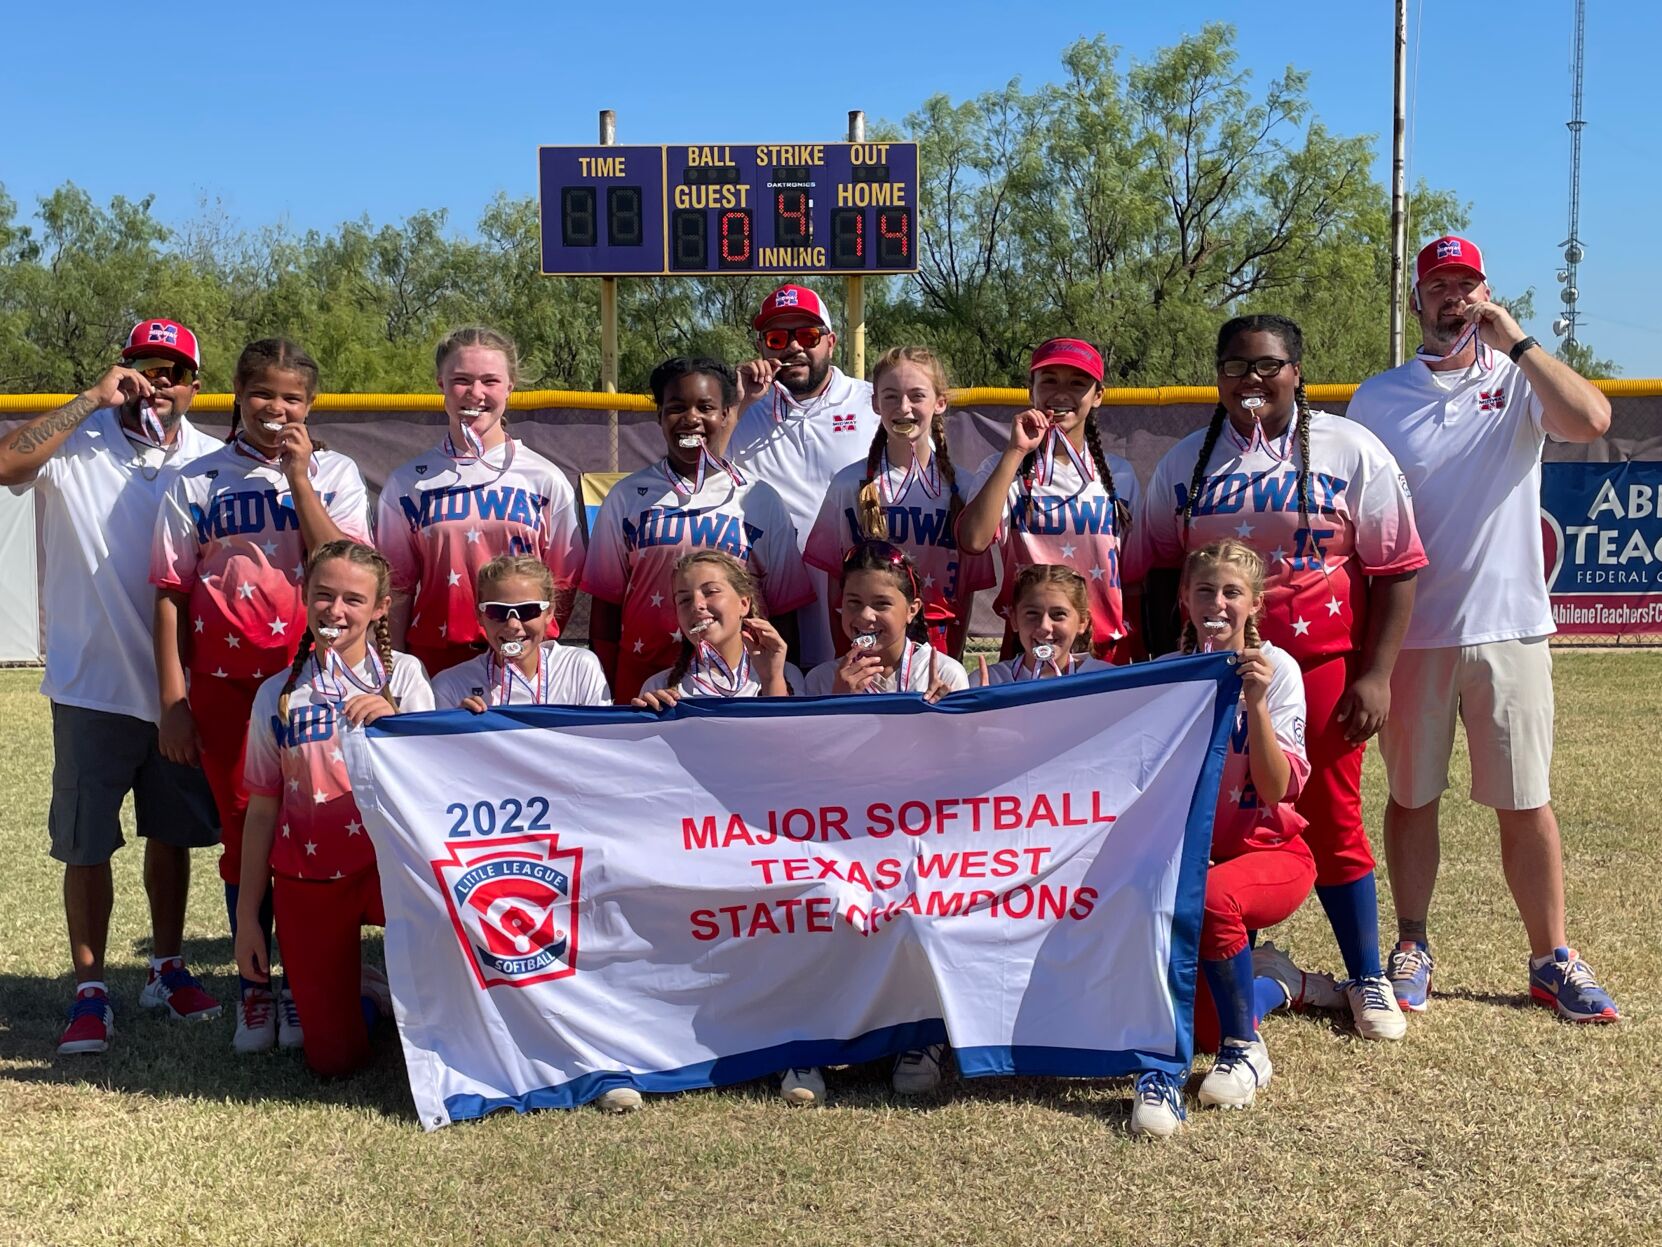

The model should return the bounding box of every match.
[2,656,1659,1247]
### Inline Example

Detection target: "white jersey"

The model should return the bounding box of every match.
[430,642,612,709]
[7,407,221,721]
[376,438,586,650]
[638,659,806,699]
[729,367,879,666]
[1348,348,1554,648]
[804,640,970,696]
[970,654,1112,686]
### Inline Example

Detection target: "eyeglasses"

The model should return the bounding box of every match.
[842,540,921,598]
[760,326,828,352]
[128,358,196,384]
[480,600,550,623]
[1218,357,1292,379]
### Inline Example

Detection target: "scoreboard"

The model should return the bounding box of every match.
[538,142,919,277]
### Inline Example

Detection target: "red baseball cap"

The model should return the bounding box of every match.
[122,318,201,371]
[752,284,833,333]
[1029,337,1103,383]
[1415,236,1486,286]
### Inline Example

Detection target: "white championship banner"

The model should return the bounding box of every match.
[345,655,1239,1129]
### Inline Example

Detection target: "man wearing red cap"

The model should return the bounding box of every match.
[1349,237,1620,1024]
[729,284,880,665]
[0,319,226,1056]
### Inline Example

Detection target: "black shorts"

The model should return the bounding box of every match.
[48,702,220,866]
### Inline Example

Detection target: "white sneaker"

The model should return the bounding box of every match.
[232,988,277,1055]
[1129,1071,1186,1138]
[1199,1038,1272,1109]
[596,1087,643,1113]
[780,1067,825,1106]
[1346,974,1407,1041]
[1253,940,1346,1011]
[891,1045,947,1095]
[277,988,304,1050]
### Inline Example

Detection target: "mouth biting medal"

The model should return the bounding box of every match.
[499,640,525,658]
[853,633,878,650]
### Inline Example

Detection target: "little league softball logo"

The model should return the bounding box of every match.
[432,834,582,989]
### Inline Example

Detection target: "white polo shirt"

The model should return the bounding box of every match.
[8,406,222,722]
[1348,348,1554,648]
[729,366,879,665]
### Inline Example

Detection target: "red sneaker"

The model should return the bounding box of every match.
[58,990,115,1055]
[139,958,223,1022]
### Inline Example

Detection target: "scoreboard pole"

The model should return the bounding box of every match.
[599,109,620,470]
[846,110,867,380]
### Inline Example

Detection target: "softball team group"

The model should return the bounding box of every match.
[2,233,1620,1140]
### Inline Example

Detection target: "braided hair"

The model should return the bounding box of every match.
[1018,407,1131,539]
[1189,315,1316,535]
[227,338,325,450]
[856,426,888,539]
[278,540,397,721]
[1178,539,1266,654]
[665,549,763,689]
[861,346,962,541]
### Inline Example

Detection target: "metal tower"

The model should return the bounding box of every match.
[1554,0,1586,345]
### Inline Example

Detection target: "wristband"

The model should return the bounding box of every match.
[1509,336,1539,363]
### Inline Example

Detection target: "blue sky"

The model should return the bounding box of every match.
[7,1,1656,376]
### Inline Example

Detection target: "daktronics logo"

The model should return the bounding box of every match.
[432,833,582,989]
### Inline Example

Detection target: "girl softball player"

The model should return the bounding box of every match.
[377,326,586,677]
[585,357,814,702]
[632,550,803,709]
[956,338,1144,665]
[151,338,369,1040]
[969,564,1111,685]
[804,346,992,659]
[431,555,611,711]
[1135,315,1426,1042]
[234,541,430,1077]
[1131,541,1327,1138]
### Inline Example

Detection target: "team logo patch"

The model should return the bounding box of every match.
[416,464,428,475]
[775,288,799,308]
[147,323,179,345]
[432,833,581,989]
[1478,387,1506,413]
[1435,239,1463,260]
[832,412,858,433]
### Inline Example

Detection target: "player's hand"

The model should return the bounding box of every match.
[84,365,155,411]
[977,654,990,686]
[741,618,787,676]
[736,358,782,409]
[234,914,270,984]
[274,423,316,481]
[1235,647,1274,708]
[460,694,490,715]
[832,648,883,694]
[630,687,684,712]
[1458,299,1530,356]
[1007,408,1050,455]
[158,699,202,767]
[340,692,395,727]
[1335,672,1391,743]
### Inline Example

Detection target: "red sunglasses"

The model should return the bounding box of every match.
[760,326,828,352]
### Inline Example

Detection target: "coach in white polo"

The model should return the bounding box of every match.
[729,283,880,666]
[1348,236,1618,1024]
[0,319,225,1056]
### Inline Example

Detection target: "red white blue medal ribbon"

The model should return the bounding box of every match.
[661,448,744,501]
[443,431,514,471]
[491,648,549,705]
[312,647,386,706]
[1016,647,1072,680]
[865,640,917,694]
[688,640,752,697]
[233,434,318,478]
[135,400,169,447]
[879,447,941,505]
[1416,321,1480,364]
[1034,426,1093,488]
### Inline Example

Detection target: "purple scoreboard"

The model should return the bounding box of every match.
[538,142,920,277]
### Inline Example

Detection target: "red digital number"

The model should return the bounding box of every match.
[719,210,752,267]
[877,209,910,263]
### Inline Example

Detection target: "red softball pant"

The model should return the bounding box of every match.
[188,674,262,886]
[1293,652,1375,887]
[272,866,385,1078]
[1193,843,1317,1054]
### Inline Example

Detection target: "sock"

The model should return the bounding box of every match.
[360,994,379,1034]
[227,882,278,998]
[1202,947,1258,1045]
[1316,873,1383,980]
[1254,974,1290,1022]
[76,980,108,998]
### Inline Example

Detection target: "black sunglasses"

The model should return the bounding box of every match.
[1218,357,1292,379]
